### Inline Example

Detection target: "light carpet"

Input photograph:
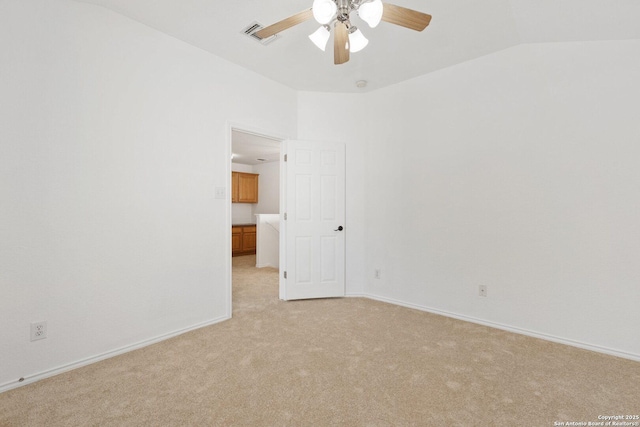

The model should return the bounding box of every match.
[1,255,639,426]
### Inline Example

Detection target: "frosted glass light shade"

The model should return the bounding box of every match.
[309,26,331,51]
[348,28,368,53]
[358,0,383,28]
[312,0,337,25]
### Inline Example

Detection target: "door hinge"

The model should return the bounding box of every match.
[284,212,287,220]
[284,154,287,162]
[284,271,287,279]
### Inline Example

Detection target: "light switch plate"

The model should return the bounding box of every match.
[214,187,226,199]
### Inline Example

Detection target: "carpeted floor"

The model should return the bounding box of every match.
[1,255,639,426]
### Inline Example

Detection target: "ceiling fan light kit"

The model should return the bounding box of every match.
[255,0,432,65]
[309,25,331,50]
[348,27,368,53]
[357,0,383,28]
[312,0,338,24]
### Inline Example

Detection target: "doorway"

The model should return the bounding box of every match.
[229,125,284,315]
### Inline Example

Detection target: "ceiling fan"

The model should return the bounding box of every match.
[255,0,432,65]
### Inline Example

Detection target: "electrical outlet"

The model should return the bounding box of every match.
[30,321,47,341]
[478,285,487,297]
[374,269,381,279]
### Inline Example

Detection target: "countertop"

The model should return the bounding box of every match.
[232,223,256,227]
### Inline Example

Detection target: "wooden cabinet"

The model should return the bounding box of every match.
[232,227,242,253]
[231,172,259,203]
[232,225,256,256]
[242,228,256,252]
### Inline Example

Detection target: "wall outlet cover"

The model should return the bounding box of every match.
[30,321,47,341]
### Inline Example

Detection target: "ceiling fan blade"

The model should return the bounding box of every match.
[381,3,432,31]
[334,22,350,65]
[255,8,313,39]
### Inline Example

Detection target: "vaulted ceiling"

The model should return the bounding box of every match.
[75,0,640,93]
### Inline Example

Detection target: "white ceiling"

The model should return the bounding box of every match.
[76,0,640,93]
[232,130,281,166]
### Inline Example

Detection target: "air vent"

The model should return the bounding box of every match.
[241,21,279,45]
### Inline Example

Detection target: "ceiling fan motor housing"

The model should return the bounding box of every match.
[337,0,351,22]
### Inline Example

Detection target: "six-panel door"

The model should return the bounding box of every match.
[283,140,345,300]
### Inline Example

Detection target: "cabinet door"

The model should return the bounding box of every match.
[231,172,239,203]
[232,227,242,254]
[237,173,259,203]
[242,227,256,251]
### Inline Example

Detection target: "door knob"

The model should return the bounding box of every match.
[334,226,344,231]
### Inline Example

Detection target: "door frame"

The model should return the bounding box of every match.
[226,121,289,317]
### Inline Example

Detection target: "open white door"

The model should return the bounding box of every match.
[281,140,345,300]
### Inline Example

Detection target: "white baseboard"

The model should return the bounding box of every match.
[0,315,230,394]
[364,293,640,362]
[4,295,637,394]
[256,262,278,269]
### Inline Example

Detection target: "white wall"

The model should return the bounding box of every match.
[362,41,640,358]
[231,164,254,173]
[252,161,280,215]
[255,214,280,269]
[297,92,369,296]
[0,0,296,389]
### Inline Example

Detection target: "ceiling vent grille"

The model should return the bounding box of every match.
[241,21,279,45]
